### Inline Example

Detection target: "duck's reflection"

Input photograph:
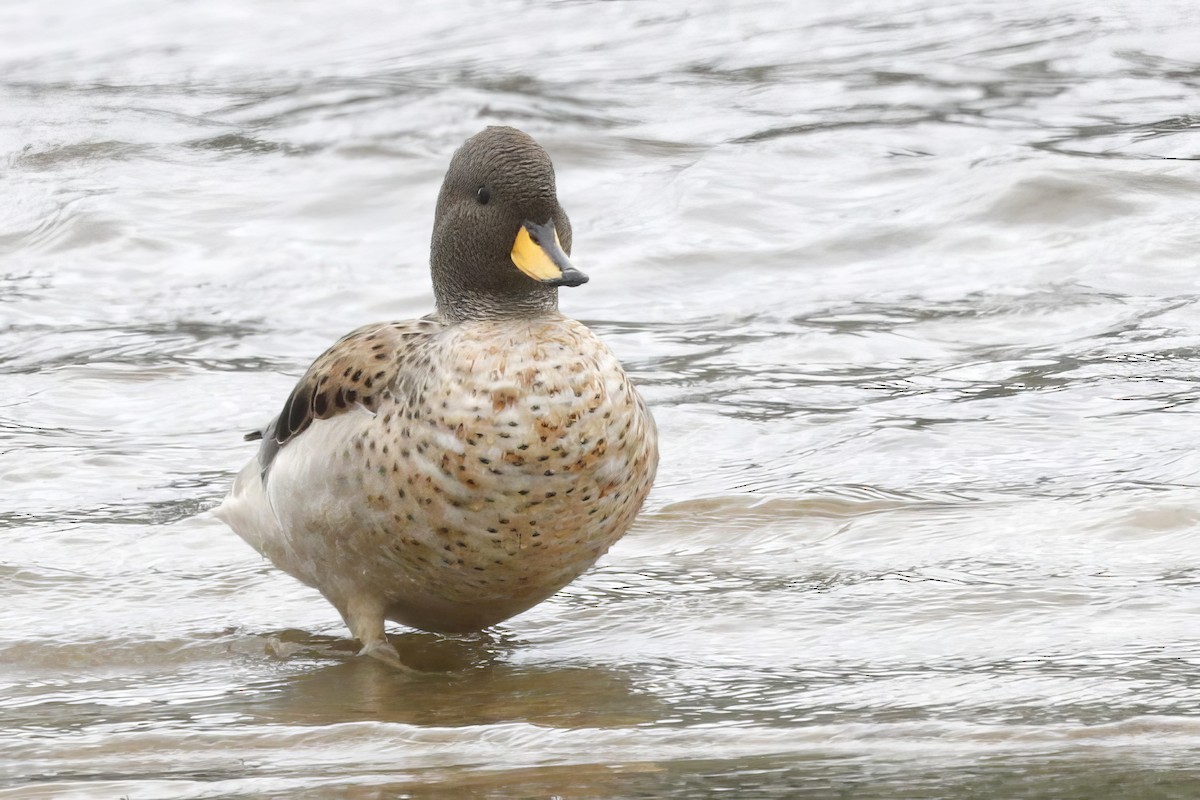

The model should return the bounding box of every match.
[239,628,665,729]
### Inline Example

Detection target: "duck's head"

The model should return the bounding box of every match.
[431,126,588,322]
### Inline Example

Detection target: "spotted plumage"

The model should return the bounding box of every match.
[215,127,658,668]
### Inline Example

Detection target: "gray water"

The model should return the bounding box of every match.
[4,1,1200,797]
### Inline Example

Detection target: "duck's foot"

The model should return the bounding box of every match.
[342,597,420,672]
[265,634,304,660]
[358,638,419,672]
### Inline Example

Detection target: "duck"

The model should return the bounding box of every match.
[215,126,658,670]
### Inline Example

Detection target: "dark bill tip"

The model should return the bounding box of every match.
[547,265,589,287]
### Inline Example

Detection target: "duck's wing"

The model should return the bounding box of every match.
[251,319,442,482]
[217,318,441,561]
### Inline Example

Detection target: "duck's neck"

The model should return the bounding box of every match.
[435,284,560,323]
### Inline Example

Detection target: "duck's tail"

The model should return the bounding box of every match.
[214,459,285,560]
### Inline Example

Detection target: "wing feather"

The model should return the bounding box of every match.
[253,319,441,480]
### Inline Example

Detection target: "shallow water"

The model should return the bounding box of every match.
[4,0,1200,797]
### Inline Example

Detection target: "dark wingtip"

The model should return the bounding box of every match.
[243,430,264,442]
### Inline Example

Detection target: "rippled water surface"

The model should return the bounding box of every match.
[5,1,1200,797]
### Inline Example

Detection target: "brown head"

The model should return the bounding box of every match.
[430,127,587,322]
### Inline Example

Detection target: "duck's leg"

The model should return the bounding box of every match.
[342,597,417,672]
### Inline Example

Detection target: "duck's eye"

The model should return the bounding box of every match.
[476,186,491,205]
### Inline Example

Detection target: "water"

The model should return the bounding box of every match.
[4,0,1200,797]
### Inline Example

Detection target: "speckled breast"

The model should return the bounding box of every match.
[318,316,656,632]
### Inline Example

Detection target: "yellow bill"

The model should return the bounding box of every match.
[510,219,589,287]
